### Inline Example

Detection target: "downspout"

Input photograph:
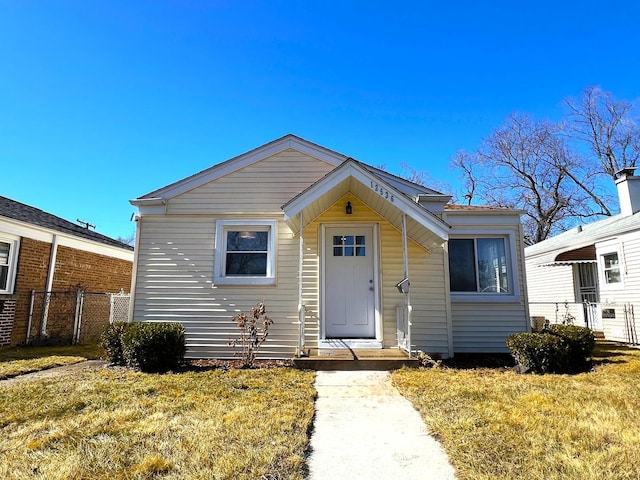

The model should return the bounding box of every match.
[128,214,142,323]
[297,211,305,357]
[41,234,59,336]
[401,214,412,357]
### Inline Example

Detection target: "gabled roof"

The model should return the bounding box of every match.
[525,211,640,265]
[131,134,450,206]
[282,158,450,251]
[132,134,348,204]
[0,196,133,251]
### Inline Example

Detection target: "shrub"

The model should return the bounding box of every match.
[121,322,186,373]
[506,332,569,374]
[229,301,273,368]
[545,324,595,372]
[100,322,131,365]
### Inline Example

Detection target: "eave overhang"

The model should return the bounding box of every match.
[282,159,450,251]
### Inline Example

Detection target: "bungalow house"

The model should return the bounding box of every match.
[525,168,640,344]
[0,196,134,346]
[129,135,530,359]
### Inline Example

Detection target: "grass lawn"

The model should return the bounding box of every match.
[393,343,640,480]
[0,366,316,479]
[0,343,104,379]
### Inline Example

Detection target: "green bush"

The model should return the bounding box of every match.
[100,322,131,365]
[545,324,595,372]
[121,322,186,373]
[506,332,569,374]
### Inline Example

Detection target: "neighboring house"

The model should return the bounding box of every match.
[526,168,640,343]
[129,135,530,359]
[0,196,134,346]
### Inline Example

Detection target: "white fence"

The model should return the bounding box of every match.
[529,301,639,345]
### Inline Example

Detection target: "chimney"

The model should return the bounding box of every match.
[615,167,640,216]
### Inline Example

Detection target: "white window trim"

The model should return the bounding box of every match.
[597,240,624,290]
[0,234,20,295]
[214,220,277,285]
[449,230,520,303]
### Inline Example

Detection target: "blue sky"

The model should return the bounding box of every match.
[1,1,639,240]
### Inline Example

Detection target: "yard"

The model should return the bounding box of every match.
[2,342,639,479]
[393,343,640,480]
[0,348,315,480]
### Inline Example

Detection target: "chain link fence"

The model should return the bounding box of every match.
[27,290,131,345]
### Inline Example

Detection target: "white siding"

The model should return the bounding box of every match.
[525,260,577,328]
[597,231,640,342]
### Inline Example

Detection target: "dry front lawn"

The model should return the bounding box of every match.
[0,343,103,379]
[0,366,316,480]
[393,343,640,480]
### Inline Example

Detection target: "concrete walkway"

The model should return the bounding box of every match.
[308,370,456,479]
[0,360,108,387]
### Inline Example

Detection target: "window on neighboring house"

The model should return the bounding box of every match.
[602,252,621,284]
[449,238,510,293]
[214,220,277,285]
[0,236,19,294]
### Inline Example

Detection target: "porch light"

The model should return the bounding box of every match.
[345,201,353,215]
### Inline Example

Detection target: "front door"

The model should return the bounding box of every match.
[324,226,376,339]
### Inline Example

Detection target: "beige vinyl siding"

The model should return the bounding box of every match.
[448,215,530,352]
[132,215,303,358]
[165,149,336,215]
[306,196,450,355]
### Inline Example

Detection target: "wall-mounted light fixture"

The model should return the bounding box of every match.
[345,201,353,215]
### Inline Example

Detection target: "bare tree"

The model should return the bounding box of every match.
[564,86,640,179]
[117,232,135,246]
[452,87,639,245]
[454,114,607,244]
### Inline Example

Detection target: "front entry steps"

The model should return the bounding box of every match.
[293,348,418,371]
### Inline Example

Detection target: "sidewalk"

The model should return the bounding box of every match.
[308,370,456,479]
[0,360,108,387]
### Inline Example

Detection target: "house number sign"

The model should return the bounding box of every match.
[370,181,395,203]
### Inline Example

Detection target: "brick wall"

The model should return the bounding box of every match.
[8,238,133,345]
[10,238,51,344]
[52,245,132,292]
[0,299,16,345]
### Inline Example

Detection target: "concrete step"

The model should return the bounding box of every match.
[293,348,419,371]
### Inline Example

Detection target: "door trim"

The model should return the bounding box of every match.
[320,223,382,347]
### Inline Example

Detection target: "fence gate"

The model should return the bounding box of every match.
[27,290,131,345]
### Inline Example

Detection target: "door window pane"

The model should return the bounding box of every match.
[333,235,363,257]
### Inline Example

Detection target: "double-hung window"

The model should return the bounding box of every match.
[601,253,621,284]
[214,220,277,285]
[597,241,624,288]
[0,235,19,294]
[449,237,511,294]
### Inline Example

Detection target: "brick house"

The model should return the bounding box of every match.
[0,196,134,346]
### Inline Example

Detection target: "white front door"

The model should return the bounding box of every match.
[323,226,376,339]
